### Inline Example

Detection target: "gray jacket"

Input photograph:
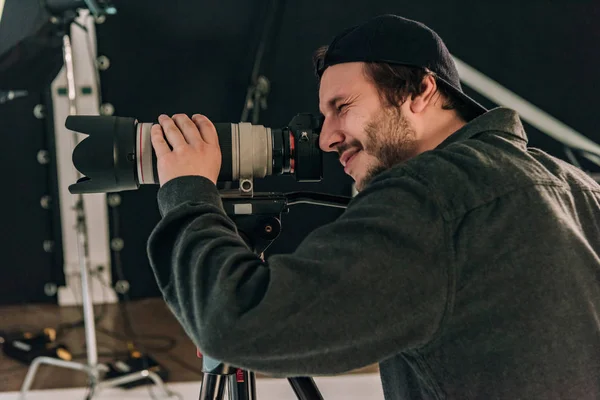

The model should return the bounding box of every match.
[147,107,600,399]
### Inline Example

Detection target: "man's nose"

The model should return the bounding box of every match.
[319,119,344,152]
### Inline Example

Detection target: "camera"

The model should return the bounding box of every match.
[65,113,324,194]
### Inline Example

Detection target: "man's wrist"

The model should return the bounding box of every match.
[157,175,221,216]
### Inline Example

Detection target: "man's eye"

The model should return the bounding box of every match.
[337,103,348,112]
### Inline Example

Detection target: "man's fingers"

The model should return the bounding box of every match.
[150,124,171,157]
[158,114,187,148]
[192,114,219,146]
[172,114,202,146]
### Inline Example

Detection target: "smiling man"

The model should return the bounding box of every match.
[147,14,600,400]
[317,61,468,192]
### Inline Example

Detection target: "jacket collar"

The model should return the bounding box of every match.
[437,107,528,149]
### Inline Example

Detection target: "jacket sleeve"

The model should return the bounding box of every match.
[146,170,450,376]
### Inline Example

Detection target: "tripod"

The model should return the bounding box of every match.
[197,192,350,400]
[20,7,172,399]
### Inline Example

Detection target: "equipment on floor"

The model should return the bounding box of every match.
[104,351,169,389]
[2,328,72,365]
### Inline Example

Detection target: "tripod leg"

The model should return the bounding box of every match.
[247,372,257,400]
[199,373,228,400]
[227,374,237,399]
[227,370,255,400]
[288,377,324,400]
[198,355,238,400]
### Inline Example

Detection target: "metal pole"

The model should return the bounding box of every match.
[63,32,100,373]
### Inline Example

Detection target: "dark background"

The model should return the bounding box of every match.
[1,0,599,304]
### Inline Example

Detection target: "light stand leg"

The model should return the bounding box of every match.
[96,370,171,397]
[20,356,100,398]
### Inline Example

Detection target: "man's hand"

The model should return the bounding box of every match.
[151,114,222,186]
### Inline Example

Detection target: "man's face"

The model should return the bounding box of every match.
[318,62,419,191]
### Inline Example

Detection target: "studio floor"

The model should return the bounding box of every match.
[0,374,384,400]
[0,298,381,399]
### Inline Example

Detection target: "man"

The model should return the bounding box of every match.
[147,14,600,399]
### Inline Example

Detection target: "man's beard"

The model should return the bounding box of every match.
[358,106,418,190]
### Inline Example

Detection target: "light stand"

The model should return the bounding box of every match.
[19,7,172,400]
[240,0,282,125]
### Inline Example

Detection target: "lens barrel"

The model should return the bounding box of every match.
[65,114,322,194]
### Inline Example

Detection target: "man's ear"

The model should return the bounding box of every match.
[409,75,438,114]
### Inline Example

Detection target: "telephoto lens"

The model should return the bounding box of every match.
[65,113,323,194]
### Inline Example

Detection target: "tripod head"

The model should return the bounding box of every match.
[221,191,350,254]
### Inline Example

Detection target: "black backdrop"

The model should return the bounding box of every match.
[1,0,598,304]
[0,89,64,305]
[94,0,600,300]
